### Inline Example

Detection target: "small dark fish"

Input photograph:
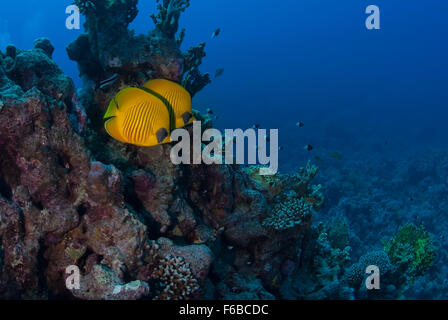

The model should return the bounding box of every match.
[252,124,260,129]
[296,121,305,128]
[207,108,214,115]
[329,152,342,160]
[97,73,119,90]
[214,68,225,79]
[304,144,314,152]
[211,28,221,39]
[264,136,270,143]
[278,146,284,151]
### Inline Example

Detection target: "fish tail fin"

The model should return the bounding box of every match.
[104,98,119,119]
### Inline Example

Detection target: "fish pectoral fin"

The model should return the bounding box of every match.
[156,128,169,144]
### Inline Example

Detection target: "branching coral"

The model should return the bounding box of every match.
[244,162,323,206]
[244,165,285,197]
[150,254,200,300]
[286,161,319,195]
[182,43,211,97]
[151,0,190,39]
[74,0,138,25]
[263,198,313,230]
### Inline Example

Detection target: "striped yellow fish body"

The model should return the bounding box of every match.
[142,79,195,129]
[104,88,171,147]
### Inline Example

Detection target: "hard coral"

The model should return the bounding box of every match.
[244,165,284,197]
[182,43,211,97]
[263,198,313,231]
[150,254,200,300]
[151,0,190,39]
[384,224,435,280]
[345,250,391,286]
[73,264,149,300]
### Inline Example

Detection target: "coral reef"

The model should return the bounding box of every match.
[0,2,327,300]
[279,222,353,300]
[3,0,437,302]
[309,147,444,299]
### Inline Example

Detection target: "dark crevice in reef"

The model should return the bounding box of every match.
[123,176,144,212]
[76,204,88,218]
[0,176,12,201]
[32,201,44,211]
[77,248,96,272]
[56,153,73,173]
[0,153,20,201]
[122,176,163,239]
[36,239,49,295]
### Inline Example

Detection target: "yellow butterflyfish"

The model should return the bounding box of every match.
[142,79,195,129]
[104,87,172,147]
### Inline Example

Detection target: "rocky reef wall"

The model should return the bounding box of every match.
[0,0,328,300]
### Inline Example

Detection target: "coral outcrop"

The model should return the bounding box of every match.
[0,1,325,300]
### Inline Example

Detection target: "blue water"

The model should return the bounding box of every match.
[1,0,448,298]
[3,1,446,157]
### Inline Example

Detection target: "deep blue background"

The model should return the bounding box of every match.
[1,0,447,169]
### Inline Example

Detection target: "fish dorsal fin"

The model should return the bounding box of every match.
[138,86,176,133]
[115,88,148,108]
